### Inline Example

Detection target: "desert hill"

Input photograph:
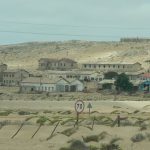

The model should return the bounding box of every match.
[0,40,149,70]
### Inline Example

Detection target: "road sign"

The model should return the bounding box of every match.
[75,100,85,114]
[74,100,85,126]
[87,102,92,116]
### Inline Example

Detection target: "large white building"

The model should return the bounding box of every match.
[81,62,142,72]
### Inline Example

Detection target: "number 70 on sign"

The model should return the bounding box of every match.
[75,100,85,113]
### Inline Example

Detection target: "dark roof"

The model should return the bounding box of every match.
[4,69,29,74]
[59,58,77,63]
[39,58,58,63]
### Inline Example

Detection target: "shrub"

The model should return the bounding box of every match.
[82,135,99,143]
[18,111,38,115]
[100,137,122,150]
[36,116,49,125]
[131,133,145,143]
[18,111,31,115]
[61,127,78,137]
[100,143,122,150]
[145,132,150,141]
[60,140,88,150]
[0,110,12,116]
[139,124,147,131]
[88,145,99,150]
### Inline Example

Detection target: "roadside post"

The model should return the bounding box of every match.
[74,100,85,126]
[87,102,92,116]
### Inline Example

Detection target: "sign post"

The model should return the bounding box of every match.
[87,102,92,116]
[75,100,85,126]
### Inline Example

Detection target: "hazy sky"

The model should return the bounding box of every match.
[0,0,150,44]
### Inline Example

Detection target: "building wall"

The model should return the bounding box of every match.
[20,82,56,93]
[3,70,30,86]
[70,80,84,92]
[58,60,77,70]
[0,64,7,84]
[38,59,77,70]
[20,79,83,93]
[82,63,142,72]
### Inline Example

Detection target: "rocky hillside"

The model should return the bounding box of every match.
[0,40,149,70]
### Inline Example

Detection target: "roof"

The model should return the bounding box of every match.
[142,73,150,78]
[3,69,29,73]
[131,80,143,86]
[125,70,144,75]
[39,58,58,63]
[59,58,77,63]
[82,61,141,65]
[98,79,115,84]
[21,77,63,84]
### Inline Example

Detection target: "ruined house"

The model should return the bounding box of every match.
[3,69,30,86]
[38,58,77,70]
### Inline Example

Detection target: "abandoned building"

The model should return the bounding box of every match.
[0,63,7,85]
[38,58,77,70]
[81,62,142,73]
[20,77,84,93]
[44,70,104,82]
[3,69,30,86]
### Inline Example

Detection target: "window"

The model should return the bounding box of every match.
[48,87,51,91]
[84,65,86,68]
[52,87,54,91]
[45,87,47,91]
[99,65,101,68]
[118,65,120,68]
[89,64,91,68]
[113,65,115,68]
[94,65,96,68]
[103,65,105,68]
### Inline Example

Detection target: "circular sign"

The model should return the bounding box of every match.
[75,100,85,113]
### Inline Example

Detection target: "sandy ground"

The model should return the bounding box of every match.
[0,100,150,150]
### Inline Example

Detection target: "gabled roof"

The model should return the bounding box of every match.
[21,77,66,84]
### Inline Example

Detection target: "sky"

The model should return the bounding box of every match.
[0,0,150,44]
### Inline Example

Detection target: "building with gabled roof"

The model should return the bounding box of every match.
[38,58,77,71]
[20,76,84,93]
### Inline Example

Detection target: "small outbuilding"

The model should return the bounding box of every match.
[97,79,115,90]
[139,80,150,93]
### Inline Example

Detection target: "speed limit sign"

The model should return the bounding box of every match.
[75,100,85,114]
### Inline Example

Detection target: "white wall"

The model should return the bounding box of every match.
[70,80,84,91]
